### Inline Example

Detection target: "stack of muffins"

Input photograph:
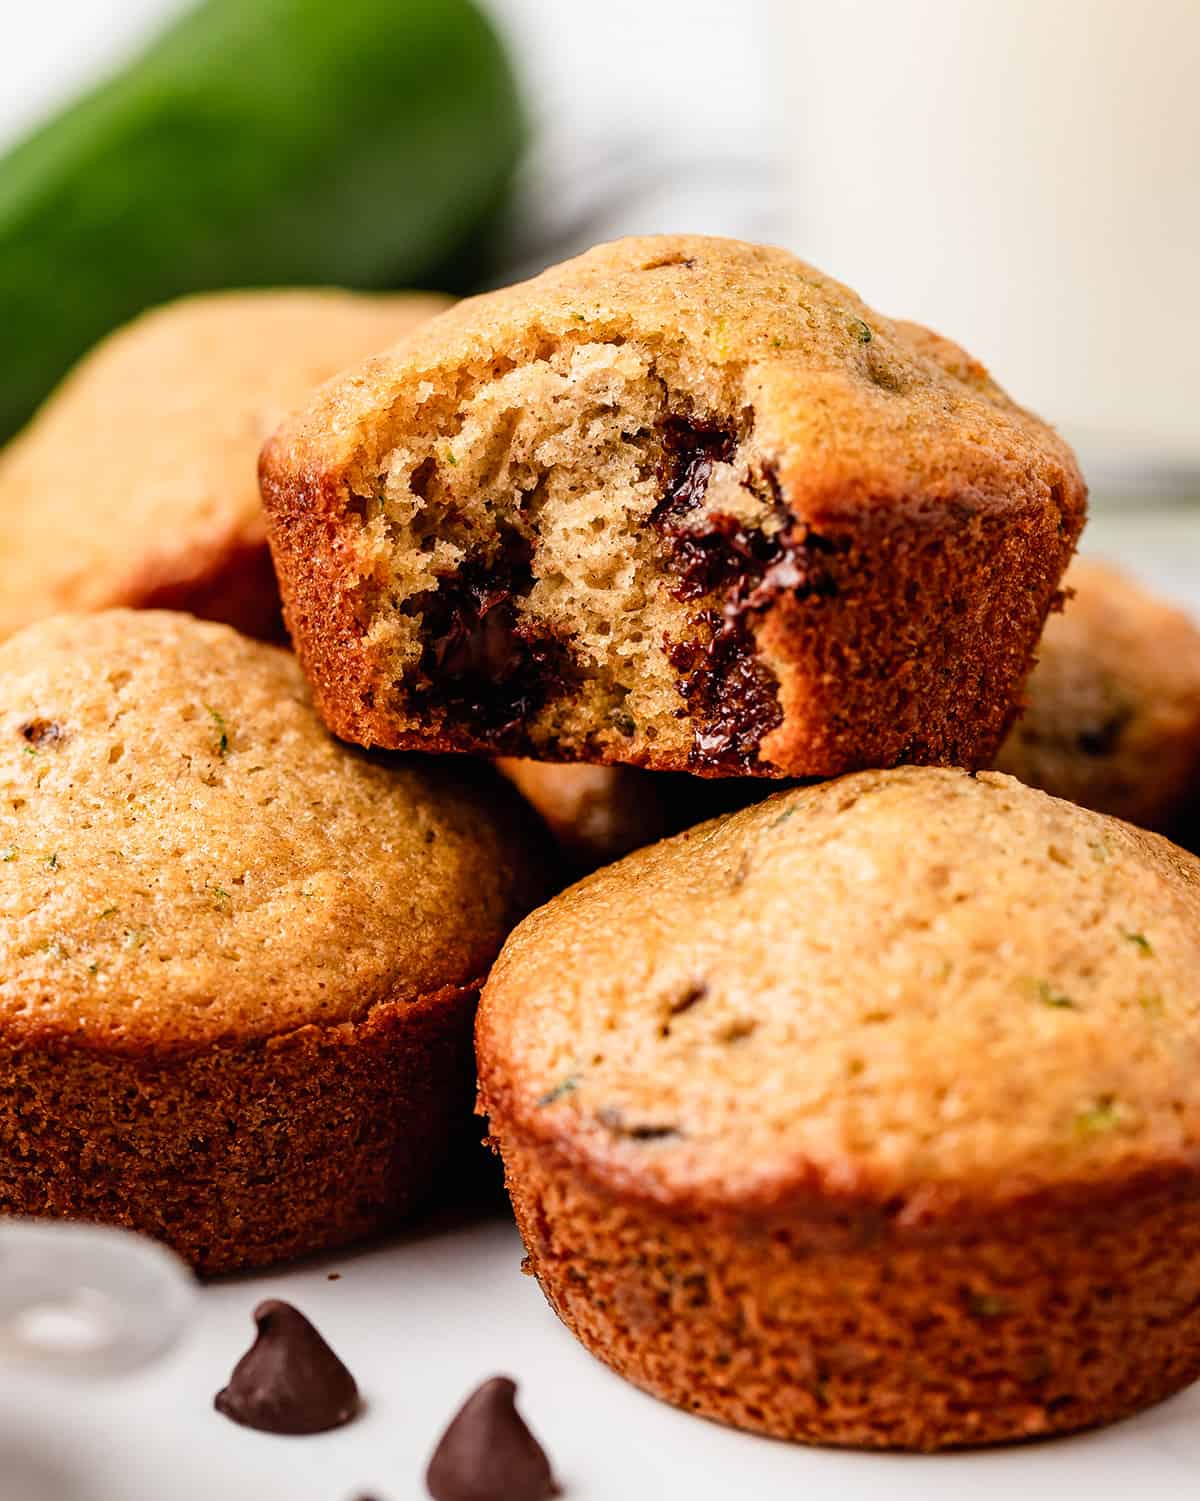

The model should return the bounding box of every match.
[3,236,1200,1451]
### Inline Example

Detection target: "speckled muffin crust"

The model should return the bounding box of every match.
[0,289,448,642]
[478,767,1200,1450]
[0,611,545,1273]
[996,557,1200,835]
[262,234,1085,778]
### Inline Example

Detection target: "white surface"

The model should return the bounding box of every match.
[2,516,1191,1501]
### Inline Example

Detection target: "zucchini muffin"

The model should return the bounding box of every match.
[0,610,544,1273]
[478,767,1200,1450]
[997,557,1200,834]
[495,759,670,869]
[261,234,1086,778]
[496,760,775,870]
[0,289,448,642]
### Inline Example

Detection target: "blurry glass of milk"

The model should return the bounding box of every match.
[781,0,1200,505]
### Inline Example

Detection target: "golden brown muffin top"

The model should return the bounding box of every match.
[0,289,449,639]
[0,611,541,1055]
[996,557,1200,831]
[267,235,1084,538]
[479,767,1200,1215]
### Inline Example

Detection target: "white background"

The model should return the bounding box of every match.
[782,0,1200,483]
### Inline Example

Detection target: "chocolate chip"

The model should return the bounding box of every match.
[650,417,737,528]
[653,448,845,771]
[19,718,63,747]
[676,611,785,772]
[641,253,697,271]
[595,1106,681,1141]
[214,1300,360,1435]
[668,981,707,1016]
[659,981,708,1038]
[408,529,574,748]
[426,1376,560,1501]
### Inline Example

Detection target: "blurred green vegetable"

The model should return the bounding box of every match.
[0,0,525,439]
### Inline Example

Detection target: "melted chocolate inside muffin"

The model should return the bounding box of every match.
[406,529,574,749]
[393,411,844,772]
[653,424,844,772]
[263,234,1086,782]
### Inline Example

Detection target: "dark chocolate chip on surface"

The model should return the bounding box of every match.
[214,1299,360,1435]
[426,1376,560,1501]
[19,717,64,747]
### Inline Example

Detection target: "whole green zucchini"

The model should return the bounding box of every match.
[0,0,524,439]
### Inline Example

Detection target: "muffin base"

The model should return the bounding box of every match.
[494,1129,1200,1451]
[0,980,480,1275]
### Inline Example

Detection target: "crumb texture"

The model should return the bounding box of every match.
[262,235,1085,777]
